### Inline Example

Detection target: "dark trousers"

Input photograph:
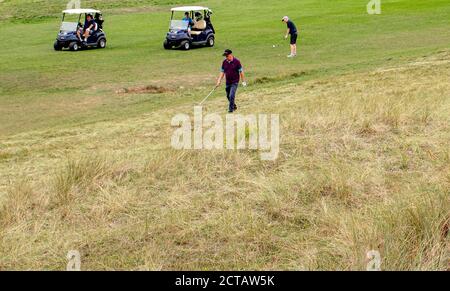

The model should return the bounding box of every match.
[226,83,238,112]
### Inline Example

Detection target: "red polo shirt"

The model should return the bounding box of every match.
[221,58,243,85]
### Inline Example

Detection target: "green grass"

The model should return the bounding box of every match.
[0,0,449,270]
[1,0,450,136]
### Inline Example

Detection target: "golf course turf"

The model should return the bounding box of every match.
[0,0,449,270]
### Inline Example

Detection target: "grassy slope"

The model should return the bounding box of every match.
[0,0,449,270]
[0,52,449,270]
[1,0,450,136]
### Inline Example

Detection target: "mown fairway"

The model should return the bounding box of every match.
[0,0,449,270]
[1,0,450,135]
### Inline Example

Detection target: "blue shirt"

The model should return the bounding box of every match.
[84,19,96,30]
[182,17,194,27]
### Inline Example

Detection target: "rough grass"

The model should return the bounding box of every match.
[0,0,184,21]
[0,52,448,270]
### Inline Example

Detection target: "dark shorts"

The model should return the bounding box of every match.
[290,33,298,45]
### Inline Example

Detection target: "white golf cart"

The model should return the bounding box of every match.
[54,8,106,51]
[164,6,215,50]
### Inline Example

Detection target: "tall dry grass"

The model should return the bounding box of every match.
[0,52,449,270]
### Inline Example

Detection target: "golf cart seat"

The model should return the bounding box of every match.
[192,20,206,30]
[191,20,206,35]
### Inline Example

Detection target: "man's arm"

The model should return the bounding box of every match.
[216,72,225,87]
[87,21,95,31]
[285,28,290,39]
[240,71,246,87]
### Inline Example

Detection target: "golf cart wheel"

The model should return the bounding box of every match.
[97,38,106,49]
[54,41,62,51]
[207,36,215,47]
[163,40,171,50]
[69,42,79,51]
[181,41,191,51]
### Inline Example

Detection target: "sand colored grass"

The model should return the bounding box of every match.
[0,52,448,270]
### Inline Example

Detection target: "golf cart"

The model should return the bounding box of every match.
[54,8,106,51]
[164,6,215,50]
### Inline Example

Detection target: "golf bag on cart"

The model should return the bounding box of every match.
[205,10,215,33]
[95,13,104,30]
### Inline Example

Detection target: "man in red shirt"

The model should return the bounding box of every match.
[216,49,247,113]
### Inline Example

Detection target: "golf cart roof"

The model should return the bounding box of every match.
[171,6,210,12]
[62,9,101,15]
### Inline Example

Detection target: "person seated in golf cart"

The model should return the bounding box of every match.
[76,14,97,42]
[191,12,207,35]
[182,12,194,27]
[182,12,194,37]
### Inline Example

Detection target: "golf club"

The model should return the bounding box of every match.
[198,86,218,106]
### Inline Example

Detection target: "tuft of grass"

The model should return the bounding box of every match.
[0,180,46,227]
[52,156,126,206]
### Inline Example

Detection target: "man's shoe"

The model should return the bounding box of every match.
[287,54,294,58]
[234,104,238,111]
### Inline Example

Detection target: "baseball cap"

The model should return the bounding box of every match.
[223,49,233,56]
[282,16,289,21]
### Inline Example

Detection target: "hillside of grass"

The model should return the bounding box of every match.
[1,0,450,136]
[0,0,449,270]
[1,51,449,270]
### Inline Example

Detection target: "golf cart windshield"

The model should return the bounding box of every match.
[170,20,188,31]
[60,22,78,32]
